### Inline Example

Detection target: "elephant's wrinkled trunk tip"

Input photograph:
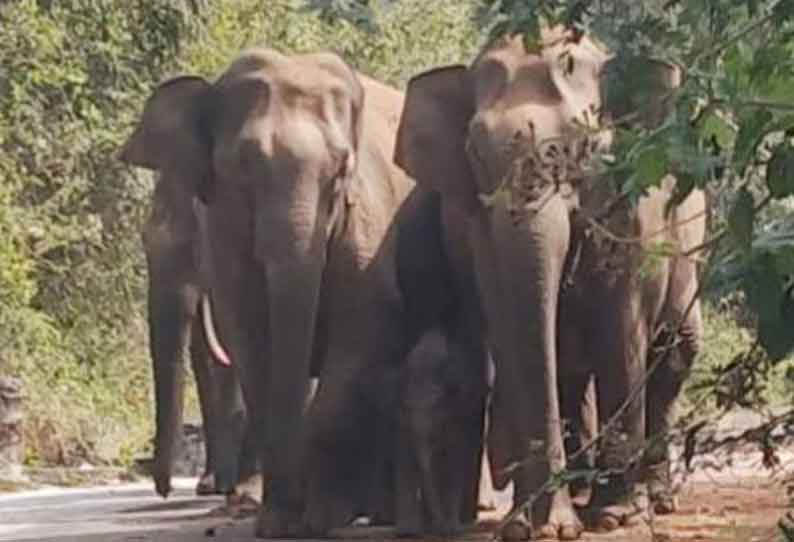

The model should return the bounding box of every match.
[201,295,232,366]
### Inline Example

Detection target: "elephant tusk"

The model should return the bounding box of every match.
[201,295,232,367]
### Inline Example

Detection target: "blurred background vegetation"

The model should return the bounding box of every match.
[0,0,791,469]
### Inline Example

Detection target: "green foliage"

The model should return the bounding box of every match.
[686,302,794,408]
[177,0,482,87]
[0,0,208,466]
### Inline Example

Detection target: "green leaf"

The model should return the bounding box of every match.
[700,111,736,149]
[728,188,755,252]
[733,109,773,174]
[746,251,794,361]
[766,143,794,199]
[633,145,668,190]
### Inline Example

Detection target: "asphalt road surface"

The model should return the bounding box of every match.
[1,409,792,542]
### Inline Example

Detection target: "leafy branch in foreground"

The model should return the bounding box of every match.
[482,0,794,361]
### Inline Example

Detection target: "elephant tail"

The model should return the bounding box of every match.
[201,294,232,366]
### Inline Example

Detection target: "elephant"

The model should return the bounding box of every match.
[381,327,487,537]
[117,135,260,500]
[118,47,488,538]
[394,28,706,540]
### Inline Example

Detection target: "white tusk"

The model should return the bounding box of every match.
[201,294,232,367]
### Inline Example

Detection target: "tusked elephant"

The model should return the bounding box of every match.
[395,28,705,540]
[116,133,261,499]
[119,48,488,538]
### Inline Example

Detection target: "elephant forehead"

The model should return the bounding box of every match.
[220,49,354,104]
[472,32,605,128]
[216,73,350,123]
[211,78,352,166]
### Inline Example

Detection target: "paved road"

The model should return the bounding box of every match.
[0,469,512,542]
[0,479,237,542]
[1,410,791,542]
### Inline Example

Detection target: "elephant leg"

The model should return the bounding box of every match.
[394,426,423,537]
[204,251,270,512]
[444,327,487,527]
[415,435,449,535]
[440,210,488,528]
[454,341,488,527]
[588,307,649,532]
[440,428,469,536]
[189,314,221,496]
[366,414,396,526]
[147,279,198,498]
[303,366,375,534]
[192,307,251,497]
[236,416,263,489]
[559,370,597,504]
[645,299,703,515]
[458,402,486,526]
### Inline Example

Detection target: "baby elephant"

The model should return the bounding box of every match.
[392,328,483,537]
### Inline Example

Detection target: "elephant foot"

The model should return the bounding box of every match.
[651,492,678,515]
[646,461,677,515]
[585,490,649,532]
[255,506,306,539]
[226,492,261,518]
[153,467,172,499]
[205,493,260,519]
[534,489,583,540]
[234,473,265,505]
[500,517,531,541]
[303,491,357,536]
[429,520,462,538]
[395,505,423,538]
[195,472,217,496]
[395,519,422,538]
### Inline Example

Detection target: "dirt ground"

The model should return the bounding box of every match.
[647,480,790,542]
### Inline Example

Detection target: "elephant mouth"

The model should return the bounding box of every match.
[475,128,604,218]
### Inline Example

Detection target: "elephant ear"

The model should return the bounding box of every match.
[118,75,215,202]
[394,66,479,215]
[349,69,365,170]
[601,55,682,129]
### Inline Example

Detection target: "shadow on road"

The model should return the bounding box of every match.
[119,498,222,515]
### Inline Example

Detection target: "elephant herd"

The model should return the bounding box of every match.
[119,27,706,541]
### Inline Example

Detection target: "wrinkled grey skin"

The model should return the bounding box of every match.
[395,31,705,540]
[385,328,486,537]
[119,48,487,538]
[116,136,256,499]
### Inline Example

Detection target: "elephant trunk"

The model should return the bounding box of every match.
[147,281,197,498]
[258,206,326,509]
[490,194,572,495]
